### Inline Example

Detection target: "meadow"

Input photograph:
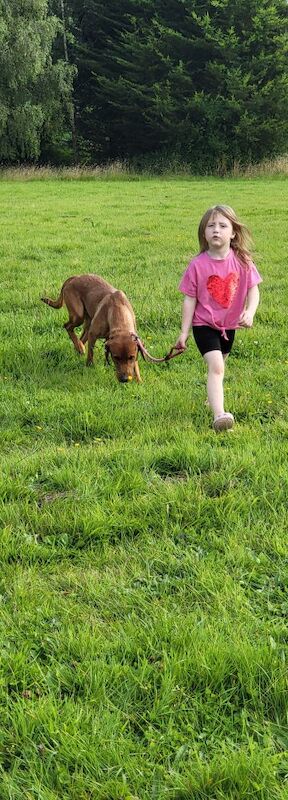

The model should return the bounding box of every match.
[0,174,287,799]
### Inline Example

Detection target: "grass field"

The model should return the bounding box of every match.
[0,175,287,799]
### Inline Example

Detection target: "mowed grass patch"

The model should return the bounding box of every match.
[0,176,287,799]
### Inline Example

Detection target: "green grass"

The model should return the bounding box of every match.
[0,176,287,799]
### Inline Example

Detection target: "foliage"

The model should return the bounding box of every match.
[0,0,75,162]
[66,0,288,169]
[0,0,287,167]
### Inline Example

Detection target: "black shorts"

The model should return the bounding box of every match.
[192,326,235,356]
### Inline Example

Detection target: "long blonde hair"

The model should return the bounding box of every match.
[198,205,252,266]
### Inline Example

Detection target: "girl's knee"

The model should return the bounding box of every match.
[209,364,224,378]
[205,353,224,376]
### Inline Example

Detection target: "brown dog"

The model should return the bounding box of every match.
[41,274,141,382]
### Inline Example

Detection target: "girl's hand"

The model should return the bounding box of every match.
[174,334,187,351]
[239,309,254,328]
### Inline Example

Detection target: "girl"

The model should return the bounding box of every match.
[175,205,262,432]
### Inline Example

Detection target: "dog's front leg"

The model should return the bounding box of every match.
[134,361,142,383]
[87,301,109,367]
[87,331,97,366]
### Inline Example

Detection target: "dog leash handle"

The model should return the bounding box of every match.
[164,346,186,361]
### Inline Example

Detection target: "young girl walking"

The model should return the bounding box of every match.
[175,205,262,431]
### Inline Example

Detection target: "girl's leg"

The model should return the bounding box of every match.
[205,352,229,408]
[204,350,225,418]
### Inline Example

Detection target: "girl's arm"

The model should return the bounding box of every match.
[239,285,260,328]
[175,295,197,349]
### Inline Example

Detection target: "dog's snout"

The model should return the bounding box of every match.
[119,374,128,383]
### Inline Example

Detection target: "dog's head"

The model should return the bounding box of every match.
[105,334,139,382]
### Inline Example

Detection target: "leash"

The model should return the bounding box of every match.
[104,334,185,365]
[134,336,185,364]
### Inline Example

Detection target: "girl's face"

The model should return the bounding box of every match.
[204,212,235,252]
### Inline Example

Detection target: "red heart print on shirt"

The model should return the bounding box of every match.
[207,273,239,308]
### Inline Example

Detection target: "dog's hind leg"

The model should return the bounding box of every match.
[79,316,91,348]
[63,295,86,354]
[64,320,86,354]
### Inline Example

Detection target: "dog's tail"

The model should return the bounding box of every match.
[41,287,64,309]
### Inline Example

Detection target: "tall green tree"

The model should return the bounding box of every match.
[68,0,288,168]
[0,0,74,162]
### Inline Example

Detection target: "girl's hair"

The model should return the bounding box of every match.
[198,205,252,265]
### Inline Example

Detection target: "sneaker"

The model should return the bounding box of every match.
[213,412,234,432]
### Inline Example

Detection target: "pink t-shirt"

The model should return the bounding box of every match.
[179,249,262,334]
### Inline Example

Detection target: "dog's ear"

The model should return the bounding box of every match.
[104,341,111,365]
[130,333,140,356]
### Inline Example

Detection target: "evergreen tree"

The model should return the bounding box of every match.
[68,0,288,168]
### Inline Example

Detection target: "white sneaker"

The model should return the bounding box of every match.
[213,413,234,432]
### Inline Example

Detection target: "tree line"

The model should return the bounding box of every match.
[1,0,288,170]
